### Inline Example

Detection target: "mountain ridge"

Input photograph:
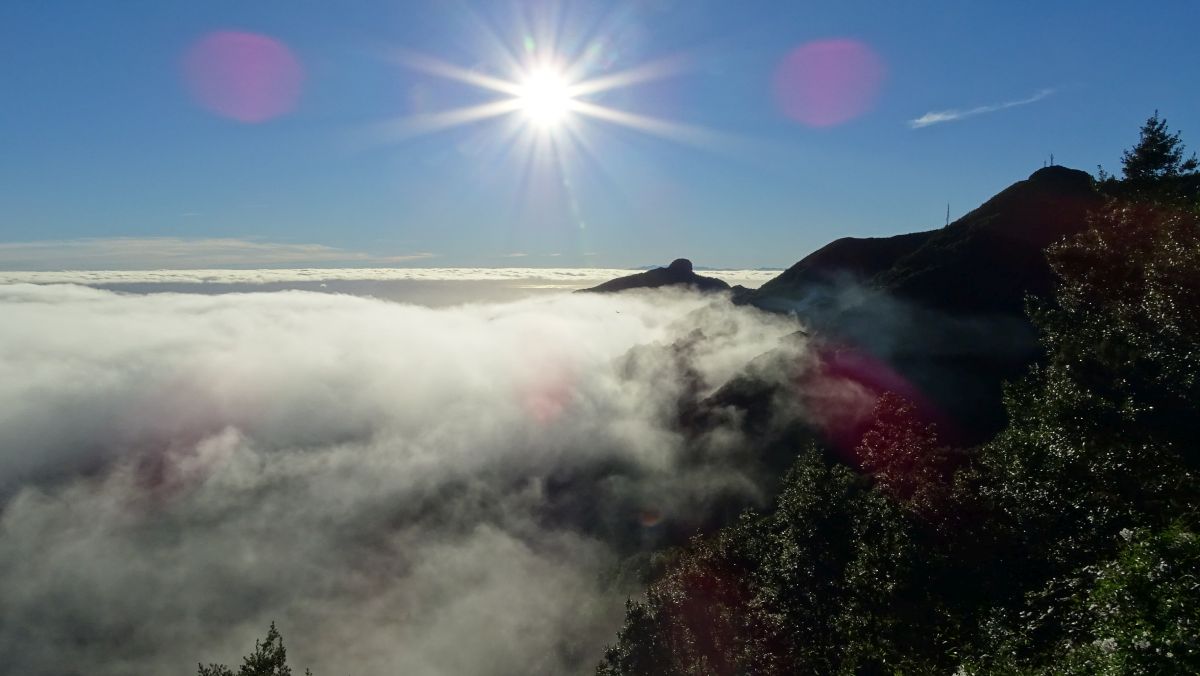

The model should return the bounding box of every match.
[585,165,1102,446]
[747,165,1098,315]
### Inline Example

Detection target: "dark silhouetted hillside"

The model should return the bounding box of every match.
[749,165,1098,315]
[579,258,731,294]
[728,166,1101,443]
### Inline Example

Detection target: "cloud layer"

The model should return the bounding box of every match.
[0,237,433,270]
[0,267,779,291]
[0,283,801,675]
[909,88,1054,129]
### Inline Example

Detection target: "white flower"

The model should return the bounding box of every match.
[1094,637,1119,654]
[1120,528,1133,541]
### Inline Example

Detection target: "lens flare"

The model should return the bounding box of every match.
[773,39,885,127]
[183,30,304,124]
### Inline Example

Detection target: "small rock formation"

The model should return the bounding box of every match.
[579,258,731,294]
[666,258,693,274]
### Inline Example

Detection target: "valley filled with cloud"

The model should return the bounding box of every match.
[0,282,800,675]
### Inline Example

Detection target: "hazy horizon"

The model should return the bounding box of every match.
[0,266,779,307]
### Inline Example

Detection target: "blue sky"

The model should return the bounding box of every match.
[1,1,1197,269]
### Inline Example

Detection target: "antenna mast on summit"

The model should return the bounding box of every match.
[945,203,950,227]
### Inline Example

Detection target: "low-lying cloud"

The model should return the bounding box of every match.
[0,237,434,270]
[0,283,801,675]
[0,267,779,289]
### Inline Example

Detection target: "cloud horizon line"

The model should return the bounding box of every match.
[0,236,435,271]
[0,266,781,289]
[908,87,1056,129]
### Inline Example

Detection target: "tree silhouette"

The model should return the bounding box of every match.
[1120,111,1198,181]
[198,622,312,676]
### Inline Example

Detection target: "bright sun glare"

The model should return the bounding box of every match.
[516,68,575,129]
[384,42,708,151]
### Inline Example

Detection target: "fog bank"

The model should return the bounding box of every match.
[0,283,799,675]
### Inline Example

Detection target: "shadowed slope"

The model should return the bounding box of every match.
[734,166,1101,443]
[749,166,1099,315]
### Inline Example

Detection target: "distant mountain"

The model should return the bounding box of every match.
[748,165,1099,315]
[582,167,1102,443]
[579,258,731,293]
[734,166,1100,443]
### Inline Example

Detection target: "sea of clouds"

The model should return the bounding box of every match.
[0,267,779,288]
[0,281,802,675]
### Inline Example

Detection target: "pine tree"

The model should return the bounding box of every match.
[1120,111,1198,181]
[198,623,312,676]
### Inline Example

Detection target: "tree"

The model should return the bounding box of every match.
[856,392,958,513]
[597,445,950,675]
[966,523,1200,675]
[198,622,312,676]
[981,196,1200,572]
[1120,111,1198,182]
[965,185,1200,672]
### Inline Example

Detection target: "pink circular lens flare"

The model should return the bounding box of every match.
[183,31,304,123]
[773,39,885,127]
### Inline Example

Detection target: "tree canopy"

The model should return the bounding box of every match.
[1120,111,1198,182]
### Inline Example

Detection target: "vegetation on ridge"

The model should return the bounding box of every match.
[596,113,1200,674]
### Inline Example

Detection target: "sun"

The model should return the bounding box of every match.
[381,43,712,148]
[516,68,575,129]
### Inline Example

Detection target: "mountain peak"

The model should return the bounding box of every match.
[667,258,694,273]
[1027,165,1094,187]
[579,258,729,294]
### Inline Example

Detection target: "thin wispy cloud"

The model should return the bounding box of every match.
[909,88,1055,129]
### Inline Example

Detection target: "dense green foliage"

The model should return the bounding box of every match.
[598,122,1200,674]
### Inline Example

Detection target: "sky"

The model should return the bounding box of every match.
[1,0,1197,270]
